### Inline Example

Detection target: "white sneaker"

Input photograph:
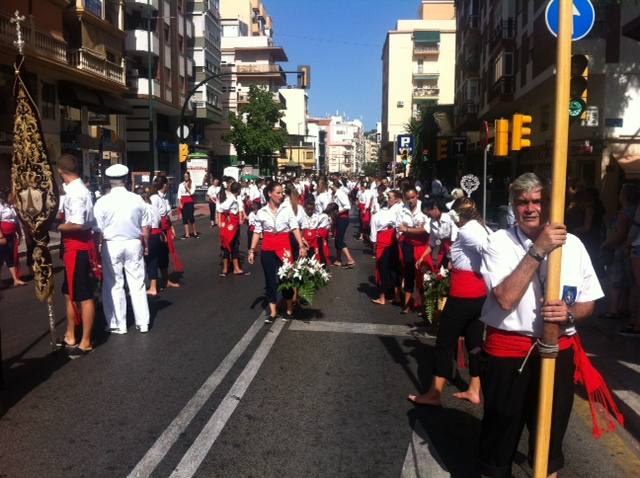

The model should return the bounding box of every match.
[136,325,149,333]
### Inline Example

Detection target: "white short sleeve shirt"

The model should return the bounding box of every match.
[253,203,299,234]
[480,227,604,337]
[63,178,95,229]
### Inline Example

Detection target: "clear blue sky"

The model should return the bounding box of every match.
[267,0,421,131]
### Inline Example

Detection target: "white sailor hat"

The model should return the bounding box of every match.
[105,163,129,178]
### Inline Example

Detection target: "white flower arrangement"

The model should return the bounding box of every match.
[278,257,331,304]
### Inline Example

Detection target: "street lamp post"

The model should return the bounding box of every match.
[147,0,158,174]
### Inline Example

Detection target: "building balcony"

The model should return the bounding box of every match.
[413,44,439,57]
[489,76,514,102]
[413,87,439,99]
[490,18,515,51]
[193,100,223,122]
[413,72,439,81]
[125,30,160,55]
[0,12,68,65]
[129,77,160,96]
[125,0,159,11]
[236,64,282,74]
[68,48,126,85]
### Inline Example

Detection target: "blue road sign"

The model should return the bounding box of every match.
[396,135,414,154]
[545,0,595,42]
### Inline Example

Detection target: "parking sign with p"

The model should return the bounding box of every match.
[397,135,414,155]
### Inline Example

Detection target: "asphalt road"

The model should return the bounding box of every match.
[1,215,640,477]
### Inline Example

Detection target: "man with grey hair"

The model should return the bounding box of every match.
[94,164,151,334]
[478,172,612,477]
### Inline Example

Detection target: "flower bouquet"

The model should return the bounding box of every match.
[278,257,331,304]
[423,265,450,323]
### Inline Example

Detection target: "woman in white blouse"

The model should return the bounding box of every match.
[330,180,356,268]
[248,181,307,323]
[409,197,491,407]
[0,190,25,287]
[217,181,246,277]
[177,172,199,239]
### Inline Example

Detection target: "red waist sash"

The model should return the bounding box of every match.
[150,228,163,235]
[403,233,428,247]
[180,196,194,205]
[219,212,240,252]
[484,327,624,438]
[1,221,20,277]
[262,232,292,263]
[338,211,349,219]
[375,229,396,286]
[62,230,100,323]
[303,228,320,249]
[160,216,183,272]
[450,269,486,298]
[249,225,255,233]
[317,228,331,265]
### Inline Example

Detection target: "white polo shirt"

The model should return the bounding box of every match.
[428,212,458,247]
[480,226,603,337]
[253,203,299,234]
[63,178,95,229]
[398,201,427,230]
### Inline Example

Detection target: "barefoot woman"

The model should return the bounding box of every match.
[408,197,491,406]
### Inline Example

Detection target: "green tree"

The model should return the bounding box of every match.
[361,161,380,177]
[224,85,288,173]
[404,111,427,178]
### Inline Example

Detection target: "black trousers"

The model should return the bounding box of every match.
[222,232,240,260]
[261,251,294,304]
[335,216,349,251]
[479,348,575,478]
[434,296,485,379]
[377,243,401,292]
[208,203,216,221]
[401,241,416,293]
[145,234,169,280]
[0,234,16,267]
[182,202,195,225]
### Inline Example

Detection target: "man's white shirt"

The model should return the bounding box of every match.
[94,187,149,241]
[480,227,604,337]
[62,178,95,229]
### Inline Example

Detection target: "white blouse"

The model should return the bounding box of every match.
[253,203,299,234]
[218,193,241,215]
[177,181,195,197]
[450,219,491,272]
[334,189,351,213]
[371,208,398,244]
[398,201,427,229]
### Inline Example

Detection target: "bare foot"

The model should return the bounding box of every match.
[452,390,481,404]
[407,392,441,407]
[13,280,26,287]
[166,281,180,288]
[146,289,158,296]
[371,298,386,305]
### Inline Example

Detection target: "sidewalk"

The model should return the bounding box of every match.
[16,204,210,254]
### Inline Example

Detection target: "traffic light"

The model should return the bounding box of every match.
[494,118,509,157]
[511,114,533,151]
[436,139,448,161]
[570,54,589,119]
[179,143,189,163]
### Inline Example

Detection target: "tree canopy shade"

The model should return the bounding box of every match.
[224,85,288,171]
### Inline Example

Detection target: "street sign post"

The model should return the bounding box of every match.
[545,0,595,41]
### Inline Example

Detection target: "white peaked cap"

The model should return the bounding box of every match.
[105,163,129,178]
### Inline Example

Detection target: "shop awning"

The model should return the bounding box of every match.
[58,82,132,115]
[414,31,440,43]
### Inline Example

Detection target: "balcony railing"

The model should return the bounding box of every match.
[0,12,67,64]
[413,44,439,56]
[236,64,283,74]
[413,87,439,98]
[68,48,126,85]
[125,30,160,55]
[128,77,160,96]
[490,18,515,50]
[490,76,514,99]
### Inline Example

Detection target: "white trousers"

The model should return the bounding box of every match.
[102,239,150,330]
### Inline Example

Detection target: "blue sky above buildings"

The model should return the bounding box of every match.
[267,0,420,131]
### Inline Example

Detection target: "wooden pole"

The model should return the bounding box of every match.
[533,1,573,477]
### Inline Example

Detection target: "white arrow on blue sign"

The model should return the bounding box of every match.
[545,0,595,42]
[396,134,414,154]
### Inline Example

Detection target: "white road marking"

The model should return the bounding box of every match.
[618,360,640,376]
[613,389,640,417]
[288,320,422,337]
[401,420,449,478]
[127,315,265,478]
[169,319,285,478]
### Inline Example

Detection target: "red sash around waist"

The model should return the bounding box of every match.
[484,327,624,438]
[375,229,396,286]
[450,269,486,298]
[62,229,100,323]
[262,232,293,263]
[151,228,163,235]
[179,196,194,206]
[317,228,331,265]
[0,221,19,278]
[219,212,240,252]
[0,221,17,235]
[338,211,349,219]
[160,216,184,272]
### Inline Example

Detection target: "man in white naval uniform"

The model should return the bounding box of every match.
[94,164,151,334]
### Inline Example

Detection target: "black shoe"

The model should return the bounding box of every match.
[67,346,93,359]
[219,272,228,277]
[265,315,275,324]
[193,233,201,238]
[181,235,190,240]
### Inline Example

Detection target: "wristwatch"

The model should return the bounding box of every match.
[566,311,575,326]
[527,245,545,262]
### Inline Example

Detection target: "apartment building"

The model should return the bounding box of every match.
[454,0,640,216]
[308,117,330,173]
[124,0,195,179]
[209,0,288,174]
[278,86,316,173]
[325,115,365,175]
[381,0,456,166]
[188,0,223,151]
[0,0,130,189]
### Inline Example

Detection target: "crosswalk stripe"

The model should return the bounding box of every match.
[288,320,424,338]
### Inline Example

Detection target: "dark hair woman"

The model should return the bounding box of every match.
[370,191,402,305]
[330,180,356,268]
[248,181,307,323]
[409,197,491,407]
[178,171,199,239]
[150,176,182,288]
[217,181,247,276]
